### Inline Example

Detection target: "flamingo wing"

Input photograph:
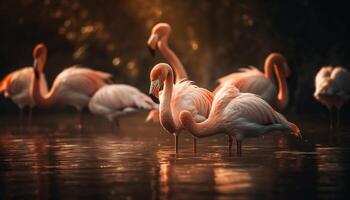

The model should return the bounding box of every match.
[314,66,333,94]
[217,66,264,85]
[0,70,16,94]
[0,67,35,107]
[49,66,112,107]
[170,80,213,127]
[216,67,276,103]
[330,67,350,98]
[220,92,299,138]
[1,67,49,108]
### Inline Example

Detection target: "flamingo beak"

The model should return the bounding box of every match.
[149,79,160,104]
[148,45,156,58]
[33,58,40,80]
[147,34,158,58]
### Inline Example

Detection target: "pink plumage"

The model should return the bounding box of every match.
[180,84,300,155]
[1,67,48,109]
[214,53,290,111]
[149,63,213,153]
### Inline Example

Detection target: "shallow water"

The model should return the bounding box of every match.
[0,112,350,200]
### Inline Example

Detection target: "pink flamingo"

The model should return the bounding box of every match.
[147,22,188,83]
[89,84,158,129]
[148,23,206,149]
[314,66,350,130]
[215,53,291,111]
[0,44,48,125]
[30,43,112,128]
[149,63,213,153]
[180,85,300,156]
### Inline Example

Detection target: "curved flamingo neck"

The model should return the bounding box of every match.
[157,35,188,83]
[181,112,219,138]
[159,67,177,133]
[32,73,56,107]
[31,54,55,107]
[264,55,289,110]
[38,49,47,73]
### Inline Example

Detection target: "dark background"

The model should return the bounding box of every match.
[1,0,349,115]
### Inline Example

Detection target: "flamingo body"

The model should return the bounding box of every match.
[314,66,350,109]
[0,67,48,109]
[159,79,212,132]
[217,67,277,104]
[180,85,300,155]
[89,84,157,121]
[40,66,112,111]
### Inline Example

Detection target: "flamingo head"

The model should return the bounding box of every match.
[32,43,47,78]
[149,63,171,104]
[268,53,291,77]
[147,23,171,58]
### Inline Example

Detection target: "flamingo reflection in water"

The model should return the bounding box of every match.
[179,84,301,156]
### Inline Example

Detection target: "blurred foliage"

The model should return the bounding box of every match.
[1,0,350,114]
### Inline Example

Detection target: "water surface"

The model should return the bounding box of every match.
[0,112,349,199]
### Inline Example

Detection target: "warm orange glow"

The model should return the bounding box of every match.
[127,61,139,78]
[81,25,95,34]
[214,168,252,193]
[112,57,121,66]
[191,41,199,51]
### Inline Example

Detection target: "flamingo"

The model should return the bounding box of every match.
[314,66,350,130]
[179,85,300,156]
[215,53,290,111]
[147,22,188,83]
[147,23,202,149]
[0,45,48,126]
[88,84,158,130]
[149,63,213,153]
[30,43,112,128]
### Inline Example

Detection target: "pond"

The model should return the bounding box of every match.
[0,112,349,199]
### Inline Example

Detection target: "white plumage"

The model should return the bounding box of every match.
[314,66,350,109]
[89,84,158,122]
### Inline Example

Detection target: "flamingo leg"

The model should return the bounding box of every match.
[329,108,333,132]
[19,107,24,132]
[193,136,197,153]
[228,135,233,156]
[113,119,120,132]
[236,140,242,156]
[174,134,178,154]
[336,109,340,130]
[27,106,33,127]
[77,110,83,129]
